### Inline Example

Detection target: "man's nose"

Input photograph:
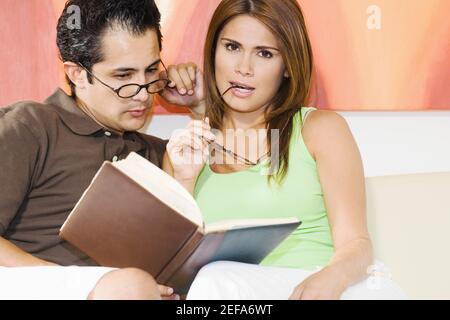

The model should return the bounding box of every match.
[133,86,150,102]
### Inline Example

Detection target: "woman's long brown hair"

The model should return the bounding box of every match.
[203,0,313,183]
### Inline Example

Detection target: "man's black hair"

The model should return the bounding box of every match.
[56,0,162,96]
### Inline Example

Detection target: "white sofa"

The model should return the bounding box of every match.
[365,172,450,300]
[145,111,450,299]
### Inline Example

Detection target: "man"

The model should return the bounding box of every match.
[0,0,201,300]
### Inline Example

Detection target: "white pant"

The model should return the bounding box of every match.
[0,266,115,300]
[187,261,408,300]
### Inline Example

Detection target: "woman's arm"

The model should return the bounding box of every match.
[290,110,373,299]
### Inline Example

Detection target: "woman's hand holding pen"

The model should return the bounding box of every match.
[166,118,216,193]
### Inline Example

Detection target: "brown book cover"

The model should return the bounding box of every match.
[60,152,300,293]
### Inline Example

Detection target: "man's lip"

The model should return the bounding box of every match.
[229,81,255,90]
[128,108,147,112]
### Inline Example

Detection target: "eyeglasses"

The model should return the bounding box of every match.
[201,85,269,166]
[202,136,260,166]
[78,61,170,98]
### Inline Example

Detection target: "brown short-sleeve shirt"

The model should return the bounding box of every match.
[0,89,167,266]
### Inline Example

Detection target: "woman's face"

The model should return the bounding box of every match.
[214,15,287,114]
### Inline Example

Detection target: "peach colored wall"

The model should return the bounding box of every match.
[0,0,60,106]
[1,0,449,111]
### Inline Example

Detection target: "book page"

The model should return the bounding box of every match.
[113,152,203,226]
[204,217,300,233]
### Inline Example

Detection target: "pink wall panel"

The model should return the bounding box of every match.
[1,0,449,111]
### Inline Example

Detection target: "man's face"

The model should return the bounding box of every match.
[80,27,161,132]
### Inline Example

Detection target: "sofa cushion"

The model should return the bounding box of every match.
[366,172,450,299]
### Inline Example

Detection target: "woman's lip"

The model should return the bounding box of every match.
[229,81,255,90]
[231,86,255,98]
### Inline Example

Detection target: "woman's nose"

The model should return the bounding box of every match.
[235,54,254,77]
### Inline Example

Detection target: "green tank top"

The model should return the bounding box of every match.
[194,107,335,270]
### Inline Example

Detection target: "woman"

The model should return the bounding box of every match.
[163,0,406,300]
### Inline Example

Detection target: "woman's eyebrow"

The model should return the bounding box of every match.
[255,45,280,52]
[221,37,279,51]
[221,37,241,46]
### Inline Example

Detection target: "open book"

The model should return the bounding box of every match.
[60,152,301,293]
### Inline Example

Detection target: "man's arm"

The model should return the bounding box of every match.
[0,108,58,267]
[159,63,206,119]
[0,237,57,266]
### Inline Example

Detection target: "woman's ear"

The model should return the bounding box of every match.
[284,69,289,78]
[64,62,87,89]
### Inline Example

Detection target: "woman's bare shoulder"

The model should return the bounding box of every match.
[301,109,353,160]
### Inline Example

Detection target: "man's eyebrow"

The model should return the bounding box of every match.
[111,59,161,73]
[111,67,136,73]
[146,59,162,69]
[221,38,280,51]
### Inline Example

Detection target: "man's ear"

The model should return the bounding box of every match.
[64,62,87,89]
